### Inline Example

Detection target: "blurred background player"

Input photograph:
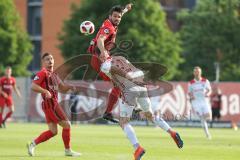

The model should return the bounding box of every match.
[210,85,222,121]
[101,56,183,160]
[27,53,80,157]
[0,66,21,128]
[88,4,132,123]
[188,66,212,139]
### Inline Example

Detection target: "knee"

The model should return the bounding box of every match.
[50,129,58,136]
[202,115,211,121]
[119,118,130,129]
[206,113,212,120]
[63,121,71,129]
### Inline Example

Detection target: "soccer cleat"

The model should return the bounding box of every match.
[134,146,145,160]
[171,132,183,149]
[27,142,35,156]
[65,149,82,157]
[133,107,143,114]
[103,112,119,123]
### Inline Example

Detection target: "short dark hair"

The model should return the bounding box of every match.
[41,52,51,59]
[109,5,123,15]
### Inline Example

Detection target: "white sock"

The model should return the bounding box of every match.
[123,123,139,150]
[155,118,171,132]
[201,119,210,137]
[32,141,36,147]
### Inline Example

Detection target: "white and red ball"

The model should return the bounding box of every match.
[80,21,95,35]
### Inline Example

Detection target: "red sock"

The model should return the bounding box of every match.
[34,130,55,145]
[0,113,2,124]
[62,128,70,149]
[106,87,121,113]
[3,111,12,122]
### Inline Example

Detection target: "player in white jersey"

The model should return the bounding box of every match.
[101,56,183,160]
[188,66,212,139]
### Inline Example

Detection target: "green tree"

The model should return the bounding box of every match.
[0,0,32,76]
[178,0,240,81]
[59,0,182,80]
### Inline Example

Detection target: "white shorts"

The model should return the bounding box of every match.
[119,86,153,118]
[191,100,211,116]
[122,86,152,112]
[119,102,135,118]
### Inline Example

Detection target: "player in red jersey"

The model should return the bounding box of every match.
[88,4,132,123]
[27,53,81,157]
[0,67,21,128]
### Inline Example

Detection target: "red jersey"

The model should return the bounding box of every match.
[0,76,16,96]
[88,19,118,81]
[211,94,221,109]
[92,19,118,52]
[33,68,61,100]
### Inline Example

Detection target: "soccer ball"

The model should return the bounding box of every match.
[80,21,95,35]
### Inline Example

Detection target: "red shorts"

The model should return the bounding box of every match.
[42,99,68,123]
[0,96,13,107]
[90,52,111,81]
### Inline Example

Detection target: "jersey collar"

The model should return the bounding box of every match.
[106,19,118,29]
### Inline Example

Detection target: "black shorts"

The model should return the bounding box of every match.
[212,108,221,119]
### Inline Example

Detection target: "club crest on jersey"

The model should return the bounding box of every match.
[34,76,39,81]
[104,28,109,34]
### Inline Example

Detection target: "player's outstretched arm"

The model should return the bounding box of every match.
[13,84,21,98]
[205,80,212,97]
[31,83,51,98]
[122,3,133,15]
[97,35,109,62]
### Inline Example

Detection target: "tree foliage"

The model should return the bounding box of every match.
[0,1,32,76]
[59,0,182,80]
[178,0,240,81]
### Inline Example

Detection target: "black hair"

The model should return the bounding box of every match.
[41,52,51,59]
[109,5,123,15]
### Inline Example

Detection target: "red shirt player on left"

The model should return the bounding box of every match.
[27,53,81,157]
[0,66,21,128]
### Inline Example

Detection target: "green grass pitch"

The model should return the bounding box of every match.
[0,123,239,160]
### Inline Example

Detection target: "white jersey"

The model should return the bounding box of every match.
[188,78,211,101]
[188,78,212,115]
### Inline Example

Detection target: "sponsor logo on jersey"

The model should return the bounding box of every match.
[104,28,109,34]
[34,76,39,81]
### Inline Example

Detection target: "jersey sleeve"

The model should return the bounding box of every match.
[33,71,45,85]
[205,79,211,91]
